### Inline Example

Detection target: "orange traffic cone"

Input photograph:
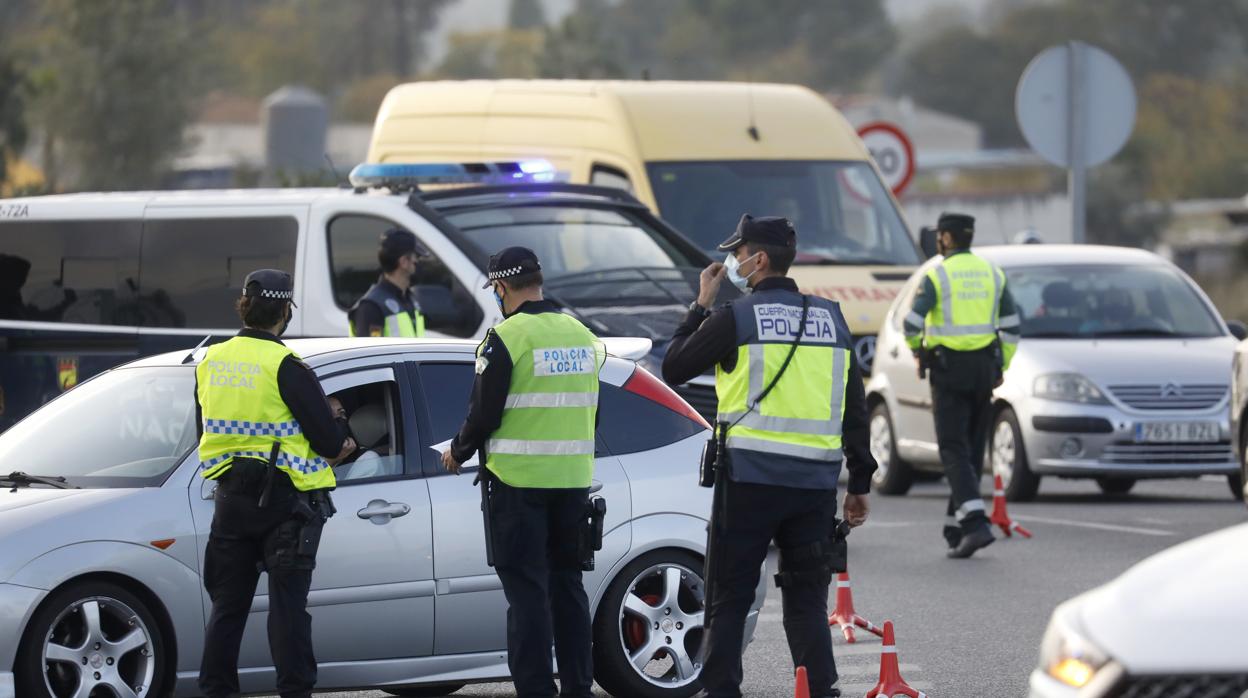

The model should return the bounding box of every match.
[866,621,927,698]
[989,474,1033,538]
[827,572,883,643]
[794,665,810,698]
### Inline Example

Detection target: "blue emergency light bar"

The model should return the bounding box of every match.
[348,161,558,190]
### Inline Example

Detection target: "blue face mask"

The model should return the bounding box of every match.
[493,286,506,315]
[724,252,760,291]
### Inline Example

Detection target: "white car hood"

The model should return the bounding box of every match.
[1018,337,1235,385]
[1077,522,1248,672]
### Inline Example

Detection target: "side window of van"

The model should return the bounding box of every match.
[0,220,141,325]
[327,215,484,338]
[590,164,633,193]
[139,217,297,328]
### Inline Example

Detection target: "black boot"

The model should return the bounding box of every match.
[946,525,994,559]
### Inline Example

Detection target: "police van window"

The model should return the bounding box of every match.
[139,217,297,328]
[328,215,483,338]
[327,380,406,484]
[0,220,141,325]
[590,164,633,193]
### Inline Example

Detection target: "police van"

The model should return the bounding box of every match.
[0,163,718,428]
[367,80,923,373]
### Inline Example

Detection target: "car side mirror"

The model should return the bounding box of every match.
[1227,319,1247,341]
[919,226,939,259]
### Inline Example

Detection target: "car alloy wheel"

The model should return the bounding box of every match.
[619,562,705,688]
[40,595,157,698]
[991,419,1017,488]
[869,411,892,486]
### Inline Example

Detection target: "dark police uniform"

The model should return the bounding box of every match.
[348,228,427,338]
[448,247,601,698]
[195,269,348,698]
[903,213,1020,558]
[663,217,877,698]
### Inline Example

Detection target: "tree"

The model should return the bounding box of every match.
[437,30,545,80]
[509,0,546,30]
[0,55,30,186]
[40,0,199,190]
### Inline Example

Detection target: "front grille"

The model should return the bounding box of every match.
[1107,383,1228,410]
[1110,673,1248,698]
[675,383,717,423]
[1101,442,1235,464]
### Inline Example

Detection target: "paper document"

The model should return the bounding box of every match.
[431,438,479,468]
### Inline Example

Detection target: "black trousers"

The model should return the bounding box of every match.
[199,462,324,698]
[490,480,593,698]
[701,478,839,698]
[929,348,997,542]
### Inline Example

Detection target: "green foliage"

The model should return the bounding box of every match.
[0,54,31,185]
[40,0,198,191]
[435,30,546,80]
[508,0,547,30]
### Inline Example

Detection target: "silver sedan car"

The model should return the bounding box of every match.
[867,245,1243,501]
[0,338,760,698]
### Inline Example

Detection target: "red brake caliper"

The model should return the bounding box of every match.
[624,594,661,650]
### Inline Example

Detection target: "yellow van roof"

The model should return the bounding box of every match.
[370,80,870,163]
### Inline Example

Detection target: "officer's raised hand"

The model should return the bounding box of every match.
[440,448,463,475]
[843,493,869,527]
[697,261,726,308]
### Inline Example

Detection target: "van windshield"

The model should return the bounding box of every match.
[647,160,920,267]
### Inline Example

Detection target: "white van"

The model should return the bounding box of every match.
[0,166,715,426]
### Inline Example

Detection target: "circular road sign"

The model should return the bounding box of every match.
[858,122,915,197]
[1016,43,1136,168]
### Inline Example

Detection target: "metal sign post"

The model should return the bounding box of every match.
[1066,42,1087,244]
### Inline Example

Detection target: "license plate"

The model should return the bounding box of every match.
[1133,422,1219,443]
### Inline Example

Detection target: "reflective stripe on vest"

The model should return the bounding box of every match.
[196,336,335,491]
[924,253,1003,350]
[715,290,852,473]
[485,312,604,489]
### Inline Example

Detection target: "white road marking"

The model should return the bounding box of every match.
[1013,515,1173,536]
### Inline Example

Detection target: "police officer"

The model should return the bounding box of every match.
[196,269,355,698]
[441,247,602,698]
[348,227,429,337]
[663,215,877,698]
[902,213,1020,559]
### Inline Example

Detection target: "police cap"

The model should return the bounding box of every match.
[716,213,797,251]
[379,228,430,257]
[482,246,542,288]
[937,212,975,236]
[242,269,295,304]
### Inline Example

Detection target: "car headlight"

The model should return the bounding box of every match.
[1033,373,1109,404]
[1038,604,1110,689]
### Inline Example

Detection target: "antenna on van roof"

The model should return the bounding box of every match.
[324,153,348,188]
[746,80,761,141]
[182,335,213,364]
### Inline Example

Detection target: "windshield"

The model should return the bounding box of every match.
[1005,264,1224,339]
[447,204,701,277]
[0,367,196,487]
[646,160,920,266]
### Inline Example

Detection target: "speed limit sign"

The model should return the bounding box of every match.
[858,122,915,197]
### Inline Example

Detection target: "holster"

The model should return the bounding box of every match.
[578,496,607,571]
[475,470,496,568]
[699,422,729,488]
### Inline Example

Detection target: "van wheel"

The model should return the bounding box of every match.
[870,403,914,495]
[15,580,167,698]
[991,407,1039,502]
[594,550,706,698]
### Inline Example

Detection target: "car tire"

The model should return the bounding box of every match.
[594,549,707,698]
[1228,472,1244,501]
[990,407,1040,502]
[869,403,915,496]
[1096,477,1136,496]
[15,580,167,698]
[385,685,465,697]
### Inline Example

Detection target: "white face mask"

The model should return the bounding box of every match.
[724,252,760,291]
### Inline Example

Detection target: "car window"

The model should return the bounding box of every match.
[327,214,483,337]
[326,379,406,484]
[0,367,196,487]
[597,382,703,455]
[139,217,297,328]
[0,220,141,325]
[1004,263,1224,339]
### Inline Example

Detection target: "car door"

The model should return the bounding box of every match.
[882,272,939,462]
[209,364,436,671]
[409,356,630,656]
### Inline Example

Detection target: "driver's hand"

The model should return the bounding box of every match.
[698,262,726,308]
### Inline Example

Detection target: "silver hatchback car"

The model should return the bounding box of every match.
[867,245,1243,501]
[0,338,759,698]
